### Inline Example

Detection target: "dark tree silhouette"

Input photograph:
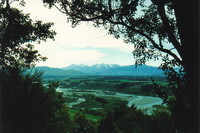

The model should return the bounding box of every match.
[0,1,72,133]
[43,0,199,132]
[0,1,56,69]
[1,70,72,133]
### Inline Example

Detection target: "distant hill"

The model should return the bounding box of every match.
[101,65,164,76]
[62,64,164,76]
[27,66,87,78]
[29,64,164,78]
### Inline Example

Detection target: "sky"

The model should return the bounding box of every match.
[12,0,161,68]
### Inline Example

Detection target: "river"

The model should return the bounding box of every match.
[57,87,164,114]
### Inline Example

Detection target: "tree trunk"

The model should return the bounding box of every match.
[173,0,199,132]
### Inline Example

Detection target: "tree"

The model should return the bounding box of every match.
[42,0,199,132]
[72,112,97,133]
[1,70,72,133]
[0,1,72,132]
[0,0,56,70]
[99,106,173,133]
[98,110,115,133]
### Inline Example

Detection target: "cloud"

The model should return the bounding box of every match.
[54,23,135,54]
[35,43,106,67]
[12,0,139,67]
[13,0,134,49]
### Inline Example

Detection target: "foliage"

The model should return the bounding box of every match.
[0,69,72,133]
[68,108,102,122]
[72,112,97,133]
[98,106,173,133]
[0,1,72,133]
[73,94,127,109]
[0,3,56,69]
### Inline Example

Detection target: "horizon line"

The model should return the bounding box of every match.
[36,63,160,68]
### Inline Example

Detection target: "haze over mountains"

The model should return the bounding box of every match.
[32,64,164,78]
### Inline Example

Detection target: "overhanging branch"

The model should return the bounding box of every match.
[155,1,182,56]
[107,19,182,65]
[57,1,182,65]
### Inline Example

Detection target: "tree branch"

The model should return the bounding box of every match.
[57,1,182,65]
[72,14,104,22]
[108,0,112,12]
[154,1,182,56]
[6,0,10,8]
[53,4,66,14]
[68,10,182,64]
[107,19,182,64]
[60,0,69,14]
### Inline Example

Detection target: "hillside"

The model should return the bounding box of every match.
[102,65,164,76]
[28,66,87,78]
[62,64,164,76]
[30,64,164,78]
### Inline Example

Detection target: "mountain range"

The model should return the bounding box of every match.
[62,64,121,75]
[30,64,164,78]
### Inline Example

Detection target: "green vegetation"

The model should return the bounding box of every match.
[98,106,173,133]
[63,96,78,103]
[73,94,127,109]
[69,109,101,122]
[1,71,72,133]
[56,75,172,130]
[0,1,70,132]
[68,105,173,133]
[59,76,169,97]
